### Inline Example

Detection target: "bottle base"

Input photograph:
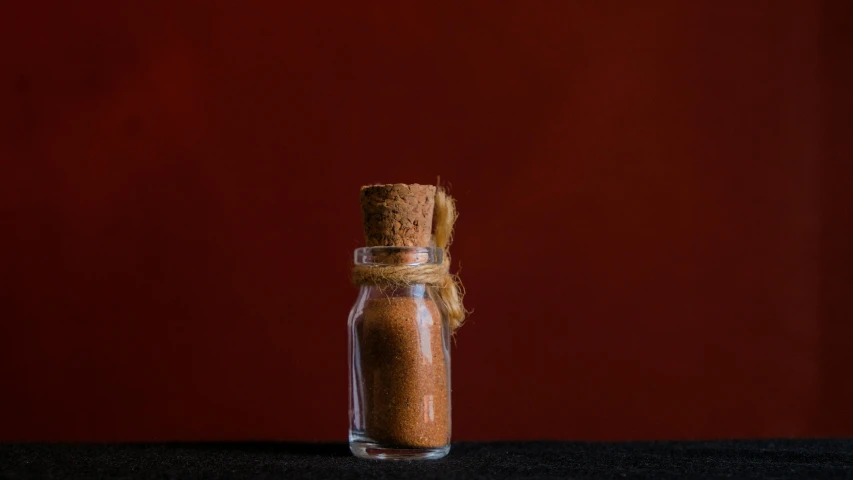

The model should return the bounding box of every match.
[349,441,450,460]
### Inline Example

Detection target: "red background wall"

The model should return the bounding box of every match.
[1,1,851,441]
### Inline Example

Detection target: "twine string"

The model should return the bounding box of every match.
[352,187,467,331]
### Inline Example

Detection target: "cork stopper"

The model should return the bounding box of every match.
[360,184,436,247]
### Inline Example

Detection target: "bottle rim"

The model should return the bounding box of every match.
[353,246,443,266]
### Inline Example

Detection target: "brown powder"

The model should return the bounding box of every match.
[360,295,450,448]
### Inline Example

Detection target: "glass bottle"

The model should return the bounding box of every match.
[349,246,452,460]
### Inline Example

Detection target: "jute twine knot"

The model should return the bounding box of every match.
[352,187,467,331]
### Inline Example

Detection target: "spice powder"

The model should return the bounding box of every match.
[360,295,450,448]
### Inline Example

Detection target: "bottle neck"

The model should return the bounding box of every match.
[361,284,428,298]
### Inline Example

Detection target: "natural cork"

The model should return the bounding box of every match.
[360,184,436,247]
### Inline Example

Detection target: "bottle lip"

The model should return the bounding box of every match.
[354,246,443,266]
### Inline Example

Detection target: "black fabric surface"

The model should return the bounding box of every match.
[1,440,851,479]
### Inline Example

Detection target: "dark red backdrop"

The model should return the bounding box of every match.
[1,1,851,442]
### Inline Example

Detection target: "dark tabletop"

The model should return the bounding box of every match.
[1,440,852,479]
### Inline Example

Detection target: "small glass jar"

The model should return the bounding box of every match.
[348,246,452,460]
